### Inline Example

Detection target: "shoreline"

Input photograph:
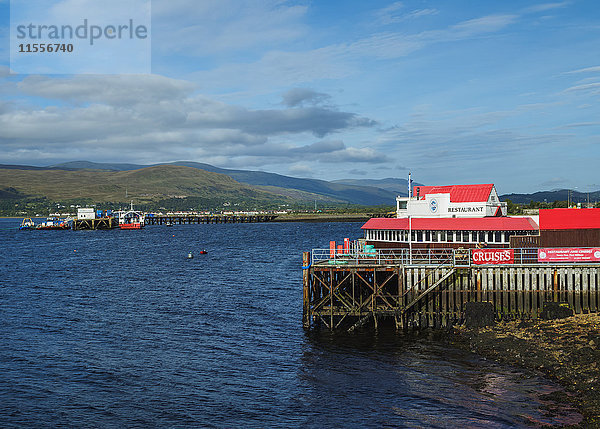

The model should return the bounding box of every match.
[448,313,600,427]
[273,214,371,222]
[2,214,373,222]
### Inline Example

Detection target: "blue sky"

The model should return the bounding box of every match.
[1,0,600,194]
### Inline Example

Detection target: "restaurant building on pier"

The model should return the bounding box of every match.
[363,184,539,249]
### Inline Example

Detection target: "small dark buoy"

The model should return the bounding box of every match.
[187,252,194,259]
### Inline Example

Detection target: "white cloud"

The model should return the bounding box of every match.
[567,66,600,74]
[152,0,308,56]
[0,73,381,166]
[192,13,519,90]
[18,74,195,106]
[522,2,570,14]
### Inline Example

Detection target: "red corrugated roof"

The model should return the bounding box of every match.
[413,184,494,203]
[362,217,538,231]
[539,208,600,230]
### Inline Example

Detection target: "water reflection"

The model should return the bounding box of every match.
[299,330,581,428]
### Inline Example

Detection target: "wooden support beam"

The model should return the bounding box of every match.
[398,268,456,316]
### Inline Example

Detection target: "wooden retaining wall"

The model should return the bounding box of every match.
[302,253,600,331]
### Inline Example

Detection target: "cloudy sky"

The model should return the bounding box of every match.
[1,0,600,193]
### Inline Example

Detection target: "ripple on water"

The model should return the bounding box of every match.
[0,220,582,427]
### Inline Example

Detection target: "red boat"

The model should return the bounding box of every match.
[120,221,143,230]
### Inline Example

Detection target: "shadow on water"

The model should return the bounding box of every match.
[297,329,582,428]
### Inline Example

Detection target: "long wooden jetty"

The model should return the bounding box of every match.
[146,214,277,225]
[302,248,600,331]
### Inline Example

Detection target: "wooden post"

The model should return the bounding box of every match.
[302,252,310,330]
[553,269,558,302]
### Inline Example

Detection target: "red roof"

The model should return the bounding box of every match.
[539,208,600,230]
[413,184,494,203]
[362,217,538,231]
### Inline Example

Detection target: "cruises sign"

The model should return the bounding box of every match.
[472,249,514,265]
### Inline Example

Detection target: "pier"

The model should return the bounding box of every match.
[302,248,600,331]
[145,214,277,225]
[72,217,119,230]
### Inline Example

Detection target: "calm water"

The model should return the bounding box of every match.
[0,219,579,427]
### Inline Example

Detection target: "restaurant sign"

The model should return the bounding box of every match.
[538,248,600,262]
[472,249,514,265]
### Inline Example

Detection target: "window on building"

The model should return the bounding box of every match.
[439,231,446,242]
[425,231,431,241]
[447,231,454,242]
[495,231,502,242]
[417,231,423,242]
[398,201,407,209]
[478,231,486,243]
[432,231,438,242]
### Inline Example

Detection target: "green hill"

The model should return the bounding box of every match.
[0,165,301,211]
[47,160,399,205]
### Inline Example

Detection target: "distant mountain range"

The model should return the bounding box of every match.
[0,161,403,207]
[46,161,402,205]
[500,190,600,205]
[1,160,597,208]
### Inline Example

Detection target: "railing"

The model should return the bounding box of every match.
[311,247,600,266]
[311,248,455,266]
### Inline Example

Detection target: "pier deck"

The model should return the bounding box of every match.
[302,248,600,331]
[73,217,118,230]
[146,214,277,225]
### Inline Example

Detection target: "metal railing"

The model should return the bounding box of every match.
[311,248,455,266]
[311,247,600,266]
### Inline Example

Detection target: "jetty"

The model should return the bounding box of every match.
[303,181,600,331]
[145,214,277,225]
[302,247,600,331]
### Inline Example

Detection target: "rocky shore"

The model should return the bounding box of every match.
[449,313,600,427]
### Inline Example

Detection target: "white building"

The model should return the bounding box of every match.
[396,184,507,218]
[362,183,537,249]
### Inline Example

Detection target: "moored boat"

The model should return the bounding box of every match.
[117,202,145,230]
[36,218,71,230]
[19,218,35,230]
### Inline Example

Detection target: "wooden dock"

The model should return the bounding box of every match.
[72,217,118,230]
[145,214,277,225]
[302,249,600,331]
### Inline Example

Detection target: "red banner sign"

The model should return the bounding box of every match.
[472,249,514,265]
[538,248,600,262]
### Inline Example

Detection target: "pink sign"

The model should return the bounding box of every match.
[472,249,514,265]
[538,248,600,262]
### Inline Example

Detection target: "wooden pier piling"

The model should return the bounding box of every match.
[145,214,277,225]
[72,217,118,230]
[302,250,600,331]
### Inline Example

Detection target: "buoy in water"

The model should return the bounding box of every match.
[187,252,194,259]
[199,250,208,254]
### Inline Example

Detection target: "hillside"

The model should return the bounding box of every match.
[333,178,424,196]
[0,165,297,207]
[501,189,600,205]
[48,161,399,205]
